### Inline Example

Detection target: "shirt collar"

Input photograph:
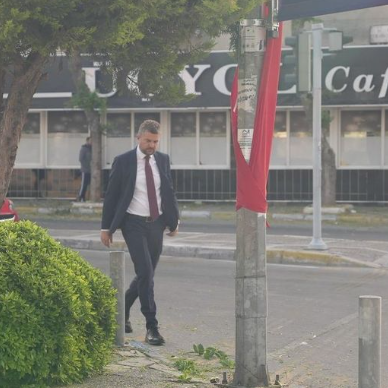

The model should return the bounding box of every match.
[136,145,155,161]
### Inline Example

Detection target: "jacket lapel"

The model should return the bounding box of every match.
[154,152,166,179]
[125,148,137,193]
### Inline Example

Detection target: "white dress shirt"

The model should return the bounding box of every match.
[127,146,162,217]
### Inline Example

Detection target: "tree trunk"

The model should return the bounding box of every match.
[300,94,337,206]
[321,127,337,205]
[86,110,102,201]
[69,51,102,202]
[0,53,47,205]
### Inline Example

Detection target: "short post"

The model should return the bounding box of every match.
[110,251,125,347]
[359,295,381,388]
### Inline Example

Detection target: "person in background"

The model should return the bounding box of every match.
[100,120,179,346]
[78,136,92,202]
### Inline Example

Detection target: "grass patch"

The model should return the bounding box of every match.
[172,357,201,382]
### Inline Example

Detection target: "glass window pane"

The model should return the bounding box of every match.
[48,111,88,133]
[134,113,160,134]
[170,113,197,165]
[16,113,41,165]
[106,113,131,138]
[385,111,388,166]
[199,112,227,165]
[47,112,88,167]
[270,111,287,166]
[289,111,312,166]
[340,110,381,166]
[105,113,132,167]
[23,113,41,134]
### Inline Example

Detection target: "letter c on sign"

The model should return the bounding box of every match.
[325,66,350,93]
[214,64,238,96]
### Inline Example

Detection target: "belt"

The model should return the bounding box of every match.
[126,213,156,223]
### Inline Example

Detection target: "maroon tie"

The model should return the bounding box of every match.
[145,155,160,221]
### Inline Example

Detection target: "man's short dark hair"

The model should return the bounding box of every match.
[86,136,91,142]
[138,120,160,135]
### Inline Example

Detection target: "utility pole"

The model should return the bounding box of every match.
[307,23,327,250]
[234,2,278,386]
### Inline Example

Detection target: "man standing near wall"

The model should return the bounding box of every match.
[101,120,180,346]
[78,136,92,202]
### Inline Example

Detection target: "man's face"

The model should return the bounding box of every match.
[137,131,160,155]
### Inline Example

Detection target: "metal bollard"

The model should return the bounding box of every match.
[359,295,381,388]
[110,251,125,347]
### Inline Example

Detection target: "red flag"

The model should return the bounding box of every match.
[231,24,283,213]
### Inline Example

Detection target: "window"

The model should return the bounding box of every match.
[47,111,88,167]
[104,112,161,167]
[48,111,88,134]
[16,113,41,166]
[289,111,312,166]
[105,113,132,166]
[170,111,228,167]
[170,113,197,165]
[199,112,227,165]
[385,110,388,166]
[134,113,160,134]
[270,111,287,166]
[340,110,381,167]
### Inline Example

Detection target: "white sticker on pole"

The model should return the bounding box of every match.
[242,26,266,53]
[238,128,253,162]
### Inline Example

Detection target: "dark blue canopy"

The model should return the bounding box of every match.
[278,0,388,21]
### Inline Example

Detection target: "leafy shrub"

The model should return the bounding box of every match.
[0,221,117,388]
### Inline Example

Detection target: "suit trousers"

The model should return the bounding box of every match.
[121,213,165,329]
[78,172,91,201]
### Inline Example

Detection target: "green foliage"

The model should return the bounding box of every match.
[0,0,258,103]
[193,343,205,356]
[193,344,235,369]
[0,0,123,60]
[105,0,257,102]
[0,221,117,388]
[69,83,107,113]
[322,110,332,130]
[173,358,200,382]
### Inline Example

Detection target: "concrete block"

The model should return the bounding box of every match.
[272,213,304,220]
[181,210,211,218]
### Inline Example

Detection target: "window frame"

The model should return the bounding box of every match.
[337,108,384,170]
[14,111,45,169]
[168,110,230,170]
[45,110,89,169]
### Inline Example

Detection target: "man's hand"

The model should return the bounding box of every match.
[101,230,113,247]
[166,223,179,237]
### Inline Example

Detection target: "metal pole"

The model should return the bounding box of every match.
[308,24,327,250]
[359,296,381,388]
[234,5,270,387]
[110,251,125,347]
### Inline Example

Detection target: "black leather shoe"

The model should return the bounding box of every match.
[125,321,133,333]
[145,326,165,346]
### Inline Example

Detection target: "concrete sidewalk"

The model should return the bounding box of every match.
[50,228,388,269]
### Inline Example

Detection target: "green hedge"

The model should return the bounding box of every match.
[0,221,117,388]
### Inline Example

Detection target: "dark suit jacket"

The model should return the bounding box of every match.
[101,148,179,234]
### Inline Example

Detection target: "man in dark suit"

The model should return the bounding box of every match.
[101,120,179,346]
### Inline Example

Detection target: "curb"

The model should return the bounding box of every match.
[56,238,374,268]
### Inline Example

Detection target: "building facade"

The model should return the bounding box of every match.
[8,42,388,202]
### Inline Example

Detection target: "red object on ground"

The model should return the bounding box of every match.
[231,24,283,214]
[0,198,20,222]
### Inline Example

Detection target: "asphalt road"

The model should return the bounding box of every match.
[30,217,388,241]
[78,249,388,388]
